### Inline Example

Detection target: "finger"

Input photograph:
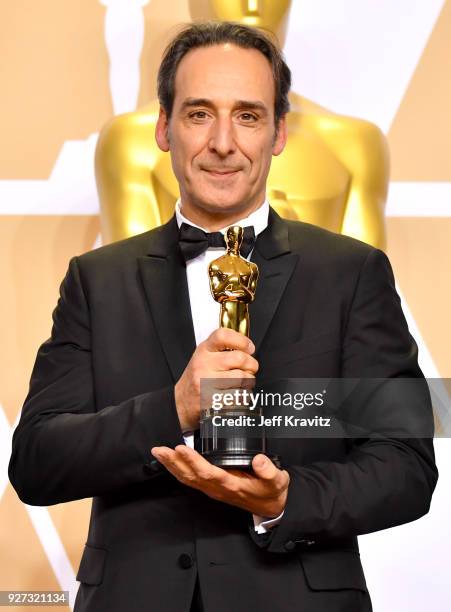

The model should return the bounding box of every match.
[205,328,255,354]
[208,371,255,391]
[152,445,230,491]
[173,445,229,485]
[251,454,286,488]
[151,446,185,470]
[172,447,246,501]
[151,446,196,483]
[239,376,256,391]
[213,350,259,375]
[214,369,255,379]
[150,445,172,459]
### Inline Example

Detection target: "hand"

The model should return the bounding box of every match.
[150,445,290,518]
[174,328,258,432]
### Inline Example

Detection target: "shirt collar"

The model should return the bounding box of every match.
[175,198,269,238]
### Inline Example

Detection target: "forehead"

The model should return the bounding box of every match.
[173,44,275,109]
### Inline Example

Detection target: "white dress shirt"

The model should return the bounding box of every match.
[175,198,283,534]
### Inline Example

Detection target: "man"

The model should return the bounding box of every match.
[9,22,437,612]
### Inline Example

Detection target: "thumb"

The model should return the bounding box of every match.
[252,454,276,479]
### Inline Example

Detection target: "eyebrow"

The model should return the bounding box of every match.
[179,97,269,115]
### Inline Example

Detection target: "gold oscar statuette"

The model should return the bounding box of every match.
[209,226,258,336]
[200,226,280,469]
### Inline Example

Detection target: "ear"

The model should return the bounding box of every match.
[272,115,288,156]
[155,106,170,152]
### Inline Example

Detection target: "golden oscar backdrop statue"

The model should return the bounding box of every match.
[208,226,259,337]
[96,0,389,248]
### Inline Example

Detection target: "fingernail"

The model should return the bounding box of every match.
[254,455,267,468]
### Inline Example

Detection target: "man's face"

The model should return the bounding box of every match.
[155,43,287,227]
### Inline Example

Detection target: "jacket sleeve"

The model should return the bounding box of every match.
[250,248,438,553]
[8,256,184,507]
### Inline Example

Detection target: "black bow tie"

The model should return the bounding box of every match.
[178,223,256,262]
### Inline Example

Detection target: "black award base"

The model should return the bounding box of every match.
[202,449,281,470]
[200,411,280,470]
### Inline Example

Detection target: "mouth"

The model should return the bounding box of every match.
[202,168,240,178]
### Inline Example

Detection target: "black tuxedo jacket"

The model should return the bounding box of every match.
[9,209,437,612]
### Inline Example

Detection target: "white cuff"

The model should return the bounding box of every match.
[253,510,284,534]
[183,433,194,449]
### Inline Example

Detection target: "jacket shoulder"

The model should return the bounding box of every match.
[286,219,376,264]
[74,219,175,270]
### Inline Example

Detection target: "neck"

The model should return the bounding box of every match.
[179,198,264,232]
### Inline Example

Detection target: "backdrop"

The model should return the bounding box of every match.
[1,1,450,610]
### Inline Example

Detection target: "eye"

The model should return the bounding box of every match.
[238,112,258,123]
[189,110,209,121]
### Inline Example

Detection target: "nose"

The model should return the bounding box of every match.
[208,116,236,158]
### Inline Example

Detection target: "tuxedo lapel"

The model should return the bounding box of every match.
[137,208,297,379]
[137,217,196,383]
[249,208,298,352]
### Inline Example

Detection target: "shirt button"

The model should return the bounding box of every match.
[284,540,296,551]
[178,553,194,569]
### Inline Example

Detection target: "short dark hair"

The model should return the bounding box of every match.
[157,21,291,124]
